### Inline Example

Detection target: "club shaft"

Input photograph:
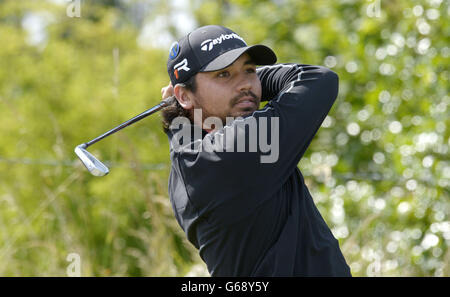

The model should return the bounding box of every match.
[83,96,175,148]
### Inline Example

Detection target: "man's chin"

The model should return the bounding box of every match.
[232,104,259,117]
[236,108,257,118]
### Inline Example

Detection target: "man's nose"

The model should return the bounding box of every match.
[236,73,252,92]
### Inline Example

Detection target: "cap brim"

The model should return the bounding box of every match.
[200,45,277,72]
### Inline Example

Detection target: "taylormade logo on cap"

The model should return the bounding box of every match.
[200,33,246,51]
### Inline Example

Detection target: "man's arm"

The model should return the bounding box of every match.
[256,63,338,160]
[257,63,307,102]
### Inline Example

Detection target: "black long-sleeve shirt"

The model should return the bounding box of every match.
[166,64,351,276]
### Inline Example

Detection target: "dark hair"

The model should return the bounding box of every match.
[161,75,197,133]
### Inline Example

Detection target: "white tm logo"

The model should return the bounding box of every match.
[200,33,246,51]
[201,39,214,51]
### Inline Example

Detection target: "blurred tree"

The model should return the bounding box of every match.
[0,0,200,276]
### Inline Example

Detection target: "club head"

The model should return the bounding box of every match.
[74,145,109,176]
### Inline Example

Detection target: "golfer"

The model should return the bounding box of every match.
[161,25,351,276]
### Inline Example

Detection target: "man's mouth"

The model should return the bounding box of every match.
[235,96,257,108]
[232,91,258,109]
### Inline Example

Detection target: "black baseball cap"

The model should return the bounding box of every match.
[167,25,277,85]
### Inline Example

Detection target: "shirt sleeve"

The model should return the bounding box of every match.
[173,64,339,222]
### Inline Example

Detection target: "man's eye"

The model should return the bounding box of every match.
[217,71,230,78]
[246,68,256,73]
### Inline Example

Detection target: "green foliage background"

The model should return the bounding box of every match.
[0,0,448,276]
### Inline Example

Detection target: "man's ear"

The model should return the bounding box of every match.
[174,84,194,110]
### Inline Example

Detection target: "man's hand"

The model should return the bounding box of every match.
[161,83,174,100]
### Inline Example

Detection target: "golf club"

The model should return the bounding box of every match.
[75,96,176,176]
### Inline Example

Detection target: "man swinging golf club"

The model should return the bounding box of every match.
[161,25,351,276]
